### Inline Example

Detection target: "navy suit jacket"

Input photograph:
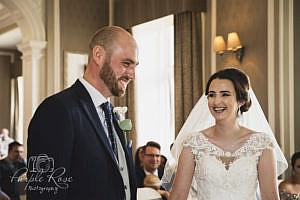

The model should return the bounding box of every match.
[27,80,137,200]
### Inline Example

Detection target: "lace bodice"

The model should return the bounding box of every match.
[280,191,300,200]
[184,132,274,200]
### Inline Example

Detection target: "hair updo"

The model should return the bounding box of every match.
[205,67,252,114]
[291,151,300,170]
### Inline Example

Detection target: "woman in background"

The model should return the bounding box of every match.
[279,151,300,200]
[135,145,145,170]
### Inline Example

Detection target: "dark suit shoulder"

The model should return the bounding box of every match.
[158,167,164,179]
[135,167,145,187]
[35,80,90,114]
[27,82,83,154]
[44,81,81,103]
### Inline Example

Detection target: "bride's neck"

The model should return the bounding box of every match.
[214,125,241,140]
[292,173,300,184]
[214,121,241,138]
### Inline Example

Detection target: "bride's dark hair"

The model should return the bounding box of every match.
[205,67,252,114]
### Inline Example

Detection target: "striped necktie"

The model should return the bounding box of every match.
[101,102,118,160]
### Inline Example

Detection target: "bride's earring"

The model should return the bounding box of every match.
[237,102,245,116]
[237,104,242,116]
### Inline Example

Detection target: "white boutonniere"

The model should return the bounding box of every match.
[113,106,132,146]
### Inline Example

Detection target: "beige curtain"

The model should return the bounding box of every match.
[174,11,203,137]
[10,77,23,142]
[112,81,137,149]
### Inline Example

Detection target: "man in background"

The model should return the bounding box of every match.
[136,141,164,187]
[0,141,26,200]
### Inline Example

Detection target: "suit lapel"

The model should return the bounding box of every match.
[72,80,118,166]
[113,114,133,162]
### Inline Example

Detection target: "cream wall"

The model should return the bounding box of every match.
[0,55,11,129]
[61,0,108,87]
[294,0,300,152]
[0,51,22,133]
[216,0,268,116]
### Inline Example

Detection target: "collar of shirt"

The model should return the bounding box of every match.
[144,168,158,176]
[79,78,108,108]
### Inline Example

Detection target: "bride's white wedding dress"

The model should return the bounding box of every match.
[184,131,273,200]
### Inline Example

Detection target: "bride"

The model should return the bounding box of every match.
[162,67,288,200]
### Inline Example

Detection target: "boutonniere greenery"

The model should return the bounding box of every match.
[113,106,132,145]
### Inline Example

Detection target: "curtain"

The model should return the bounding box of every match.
[174,11,203,137]
[112,82,136,149]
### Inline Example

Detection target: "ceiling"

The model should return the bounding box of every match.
[0,2,22,50]
[0,27,21,50]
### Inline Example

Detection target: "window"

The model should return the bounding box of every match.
[132,15,174,156]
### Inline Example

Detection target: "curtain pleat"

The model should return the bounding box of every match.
[10,77,21,141]
[112,81,136,149]
[174,11,203,137]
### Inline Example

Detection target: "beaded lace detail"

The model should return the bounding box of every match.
[183,132,274,200]
[280,191,300,200]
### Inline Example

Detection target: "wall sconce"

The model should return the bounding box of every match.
[213,32,245,62]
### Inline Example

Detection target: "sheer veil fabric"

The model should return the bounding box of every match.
[161,88,288,194]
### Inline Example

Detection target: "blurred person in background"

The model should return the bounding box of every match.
[136,141,164,187]
[0,128,14,159]
[0,141,26,200]
[279,151,300,200]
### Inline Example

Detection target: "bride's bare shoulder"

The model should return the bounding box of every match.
[201,126,214,138]
[240,126,256,135]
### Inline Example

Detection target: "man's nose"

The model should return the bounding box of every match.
[127,67,135,80]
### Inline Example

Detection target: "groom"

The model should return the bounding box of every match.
[27,26,139,200]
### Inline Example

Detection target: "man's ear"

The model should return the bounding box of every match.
[92,45,105,66]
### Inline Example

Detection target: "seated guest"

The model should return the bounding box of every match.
[279,151,300,200]
[159,154,167,171]
[0,128,14,159]
[0,141,26,200]
[135,145,145,170]
[144,174,169,199]
[136,141,164,187]
[137,174,162,200]
[144,174,161,190]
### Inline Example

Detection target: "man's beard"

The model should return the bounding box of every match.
[99,60,127,97]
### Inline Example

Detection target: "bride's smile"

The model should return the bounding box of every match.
[207,79,239,122]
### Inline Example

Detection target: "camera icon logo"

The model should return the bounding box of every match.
[28,154,55,173]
